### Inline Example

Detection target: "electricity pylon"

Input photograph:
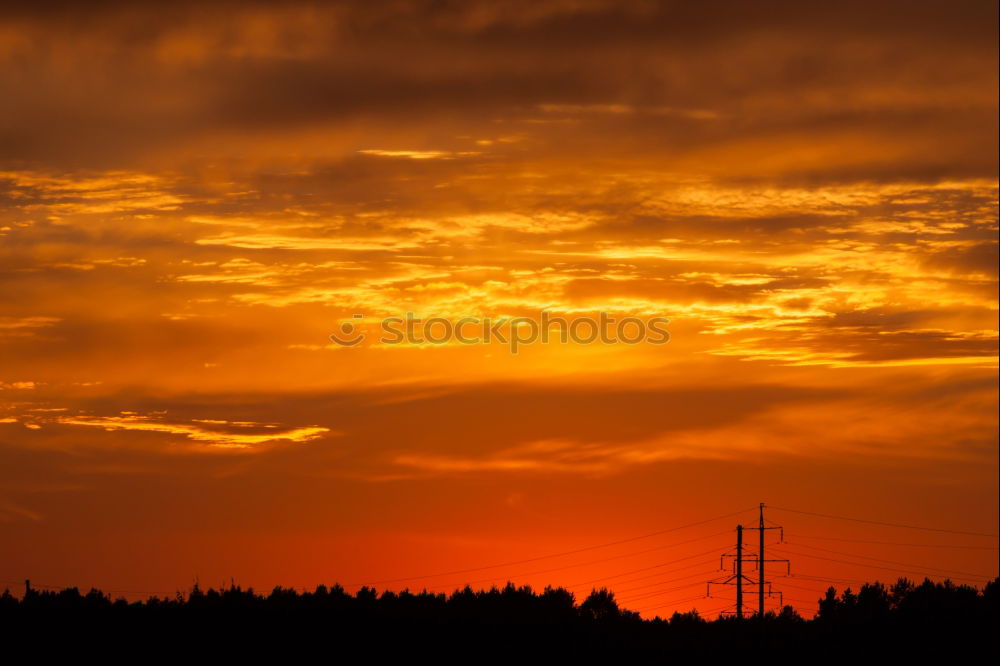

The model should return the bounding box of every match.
[708,503,790,617]
[744,502,790,615]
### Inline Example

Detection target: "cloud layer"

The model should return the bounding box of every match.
[0,0,996,614]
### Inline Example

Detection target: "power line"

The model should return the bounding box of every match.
[457,532,730,590]
[781,595,820,606]
[784,542,996,579]
[694,602,741,616]
[567,546,725,587]
[424,546,726,594]
[624,594,707,610]
[639,502,999,622]
[621,574,724,600]
[769,506,998,538]
[615,570,720,596]
[632,592,709,615]
[644,598,733,617]
[780,581,835,595]
[637,596,711,614]
[773,547,991,584]
[574,556,719,589]
[785,533,999,550]
[348,507,757,587]
[423,542,725,591]
[791,573,867,585]
[618,579,711,603]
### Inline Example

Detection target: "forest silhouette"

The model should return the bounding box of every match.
[3,576,995,659]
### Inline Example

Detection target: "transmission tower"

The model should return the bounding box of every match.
[744,502,789,615]
[708,503,790,617]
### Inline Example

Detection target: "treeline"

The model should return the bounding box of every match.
[1,577,996,659]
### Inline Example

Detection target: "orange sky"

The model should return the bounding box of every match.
[1,1,997,618]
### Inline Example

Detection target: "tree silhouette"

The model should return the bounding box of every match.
[0,575,994,659]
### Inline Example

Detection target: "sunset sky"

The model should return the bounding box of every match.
[1,1,997,617]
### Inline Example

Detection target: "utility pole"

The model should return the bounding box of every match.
[758,503,765,616]
[709,506,789,618]
[709,523,756,617]
[736,524,743,619]
[744,502,789,616]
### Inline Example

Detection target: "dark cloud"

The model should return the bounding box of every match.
[923,241,1000,278]
[2,0,996,175]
